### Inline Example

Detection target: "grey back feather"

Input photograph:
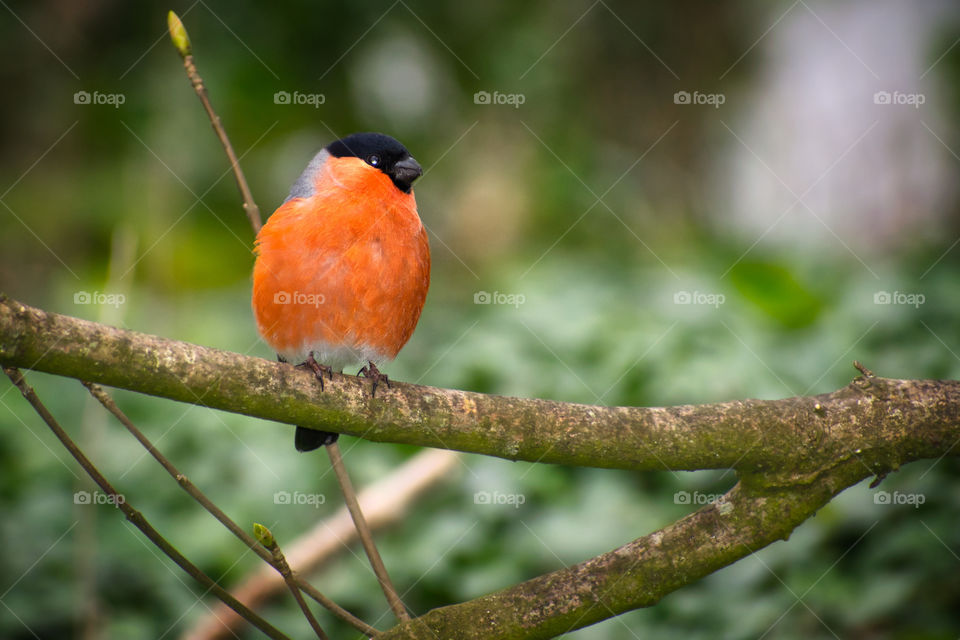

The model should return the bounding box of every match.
[283,149,330,203]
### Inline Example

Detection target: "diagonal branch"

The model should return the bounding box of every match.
[82,381,378,637]
[378,464,867,640]
[2,366,292,640]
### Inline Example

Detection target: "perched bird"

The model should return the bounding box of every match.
[252,132,430,451]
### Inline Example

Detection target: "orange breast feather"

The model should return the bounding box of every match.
[252,157,430,365]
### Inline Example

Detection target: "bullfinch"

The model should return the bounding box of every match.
[252,132,430,451]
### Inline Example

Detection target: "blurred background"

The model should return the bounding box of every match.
[2,1,959,638]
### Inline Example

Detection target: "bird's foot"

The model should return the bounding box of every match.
[358,361,391,397]
[298,352,333,391]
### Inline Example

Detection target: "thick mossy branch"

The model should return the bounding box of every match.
[1,295,957,478]
[380,462,867,640]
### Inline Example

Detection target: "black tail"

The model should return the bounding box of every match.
[295,426,339,451]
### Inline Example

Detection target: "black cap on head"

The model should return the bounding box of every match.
[326,132,422,193]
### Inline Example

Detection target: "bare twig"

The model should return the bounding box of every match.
[327,442,410,621]
[254,524,329,640]
[2,366,291,640]
[82,381,378,637]
[167,11,261,234]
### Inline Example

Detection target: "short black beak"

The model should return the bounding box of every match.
[390,156,423,192]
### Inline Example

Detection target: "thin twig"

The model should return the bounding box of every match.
[82,381,380,637]
[254,524,330,640]
[2,366,291,640]
[327,442,410,621]
[167,11,261,234]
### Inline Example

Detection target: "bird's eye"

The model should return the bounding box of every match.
[366,154,381,167]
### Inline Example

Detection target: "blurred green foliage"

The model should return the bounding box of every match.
[1,1,959,639]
